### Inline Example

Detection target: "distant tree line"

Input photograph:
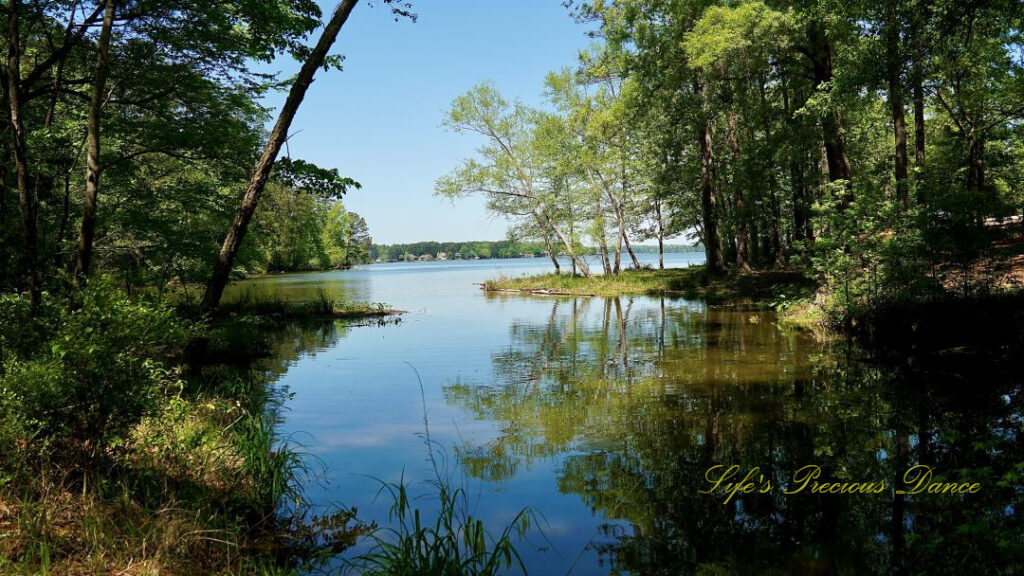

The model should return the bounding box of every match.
[371,240,701,261]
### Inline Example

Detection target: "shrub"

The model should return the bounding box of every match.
[0,281,196,462]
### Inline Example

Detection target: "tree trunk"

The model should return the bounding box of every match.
[885,0,910,210]
[755,78,786,267]
[910,8,926,190]
[782,77,812,243]
[540,208,590,277]
[619,157,641,269]
[622,227,640,269]
[727,108,750,272]
[768,173,785,267]
[72,0,116,293]
[543,234,560,275]
[807,22,852,192]
[790,148,810,242]
[202,0,361,312]
[655,198,664,270]
[6,0,41,312]
[966,128,985,194]
[698,115,725,275]
[613,221,622,274]
[596,197,611,274]
[749,218,761,265]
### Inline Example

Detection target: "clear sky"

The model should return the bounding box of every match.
[261,1,597,245]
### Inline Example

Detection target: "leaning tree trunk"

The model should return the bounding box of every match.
[202,0,361,312]
[539,208,590,277]
[540,229,560,275]
[621,224,640,269]
[72,0,116,294]
[885,0,910,210]
[618,155,640,270]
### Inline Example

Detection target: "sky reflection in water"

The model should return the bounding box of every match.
[227,254,1022,576]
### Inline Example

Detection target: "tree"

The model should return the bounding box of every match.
[436,83,592,276]
[72,0,117,294]
[5,0,41,311]
[201,0,362,312]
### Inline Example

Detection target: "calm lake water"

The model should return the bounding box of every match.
[226,254,1022,575]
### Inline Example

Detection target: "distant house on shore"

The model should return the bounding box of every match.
[418,254,433,261]
[437,252,448,260]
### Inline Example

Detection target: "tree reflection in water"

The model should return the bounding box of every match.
[445,295,1022,575]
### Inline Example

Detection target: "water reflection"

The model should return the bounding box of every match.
[446,296,1023,575]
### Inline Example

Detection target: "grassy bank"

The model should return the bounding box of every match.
[0,283,374,574]
[483,266,816,305]
[483,264,1024,347]
[170,287,402,322]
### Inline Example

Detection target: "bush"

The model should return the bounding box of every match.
[0,282,196,462]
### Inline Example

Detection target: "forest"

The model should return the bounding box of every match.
[0,2,380,298]
[439,0,1024,326]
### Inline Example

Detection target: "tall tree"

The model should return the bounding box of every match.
[202,0,362,312]
[72,0,117,293]
[5,0,41,311]
[884,0,910,209]
[437,84,592,277]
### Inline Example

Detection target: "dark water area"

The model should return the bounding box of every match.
[225,255,1022,575]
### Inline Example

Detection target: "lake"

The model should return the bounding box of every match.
[226,254,1022,575]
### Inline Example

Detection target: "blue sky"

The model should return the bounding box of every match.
[262,1,596,244]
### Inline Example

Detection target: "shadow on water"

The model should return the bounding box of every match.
[226,266,1021,575]
[444,294,1023,576]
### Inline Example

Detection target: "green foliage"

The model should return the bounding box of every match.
[322,204,373,269]
[243,192,374,273]
[0,281,195,460]
[350,475,532,576]
[274,157,361,201]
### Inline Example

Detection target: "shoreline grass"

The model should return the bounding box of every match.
[177,288,404,322]
[482,266,817,305]
[0,285,372,575]
[0,371,366,575]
